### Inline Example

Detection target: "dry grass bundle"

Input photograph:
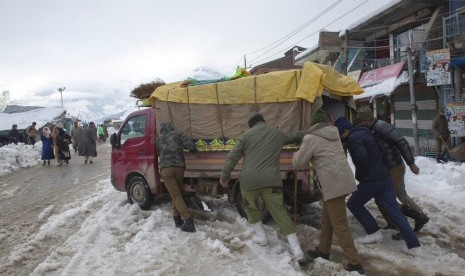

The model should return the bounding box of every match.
[130,79,166,99]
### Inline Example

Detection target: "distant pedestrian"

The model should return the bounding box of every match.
[79,121,97,164]
[292,110,364,274]
[40,127,54,166]
[156,121,198,232]
[8,124,20,144]
[52,123,72,166]
[97,125,105,143]
[26,122,37,146]
[432,108,451,163]
[71,121,81,154]
[334,117,421,254]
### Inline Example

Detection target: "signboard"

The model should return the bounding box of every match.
[446,103,465,137]
[426,49,451,86]
[358,62,405,88]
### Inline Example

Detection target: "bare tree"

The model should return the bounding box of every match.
[0,90,10,112]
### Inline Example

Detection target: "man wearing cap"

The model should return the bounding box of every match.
[292,109,364,274]
[26,122,37,146]
[356,110,429,239]
[219,112,308,263]
[333,117,421,254]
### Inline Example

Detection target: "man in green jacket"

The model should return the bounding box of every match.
[219,112,307,263]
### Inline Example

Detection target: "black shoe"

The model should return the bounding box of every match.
[65,160,69,164]
[173,216,183,228]
[414,214,430,232]
[89,160,93,164]
[42,161,46,166]
[305,248,329,261]
[181,218,196,232]
[84,160,88,164]
[382,223,397,230]
[392,232,403,240]
[346,263,365,274]
[47,160,50,166]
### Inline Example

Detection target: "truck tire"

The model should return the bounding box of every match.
[234,184,272,224]
[127,176,152,210]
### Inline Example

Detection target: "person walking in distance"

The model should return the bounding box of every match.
[356,110,429,239]
[334,117,421,254]
[8,124,20,145]
[219,112,308,263]
[71,121,81,154]
[156,121,198,232]
[25,122,37,146]
[40,127,55,166]
[52,123,72,166]
[292,109,364,274]
[79,121,97,164]
[432,108,451,163]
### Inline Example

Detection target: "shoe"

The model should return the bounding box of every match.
[346,263,365,274]
[286,233,305,262]
[42,161,46,166]
[65,160,69,164]
[89,160,93,164]
[306,248,329,261]
[181,218,196,233]
[402,246,423,257]
[173,216,183,228]
[392,232,403,240]
[382,223,397,230]
[356,230,383,244]
[58,160,63,166]
[84,160,88,164]
[47,160,50,166]
[401,205,429,232]
[251,222,268,246]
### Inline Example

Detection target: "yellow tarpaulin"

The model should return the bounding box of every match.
[149,61,363,106]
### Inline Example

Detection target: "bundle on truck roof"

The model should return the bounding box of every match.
[149,61,363,143]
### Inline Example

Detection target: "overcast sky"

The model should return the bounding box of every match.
[0,0,396,120]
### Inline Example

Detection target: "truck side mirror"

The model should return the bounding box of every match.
[110,133,120,148]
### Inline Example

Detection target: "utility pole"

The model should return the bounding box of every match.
[407,48,420,156]
[57,87,66,108]
[244,55,247,69]
[344,30,349,75]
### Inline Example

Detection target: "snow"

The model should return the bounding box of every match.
[0,106,65,130]
[355,72,409,100]
[346,0,403,32]
[1,146,465,275]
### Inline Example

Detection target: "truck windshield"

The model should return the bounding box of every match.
[120,115,147,145]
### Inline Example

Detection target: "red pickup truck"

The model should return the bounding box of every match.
[109,107,321,219]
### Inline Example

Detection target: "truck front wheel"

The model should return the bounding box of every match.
[127,176,152,210]
[234,183,272,224]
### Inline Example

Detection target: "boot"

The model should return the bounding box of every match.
[250,222,268,246]
[173,216,183,228]
[355,230,383,244]
[286,233,305,262]
[306,247,329,261]
[47,160,50,166]
[346,263,365,274]
[42,160,46,166]
[401,205,429,232]
[181,218,196,233]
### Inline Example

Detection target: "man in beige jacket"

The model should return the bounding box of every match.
[292,109,364,274]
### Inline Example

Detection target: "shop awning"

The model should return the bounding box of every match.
[450,57,465,67]
[354,72,409,100]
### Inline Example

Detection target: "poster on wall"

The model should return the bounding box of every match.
[426,49,451,86]
[446,103,465,137]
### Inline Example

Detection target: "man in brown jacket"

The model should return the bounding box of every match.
[292,109,364,274]
[432,108,451,163]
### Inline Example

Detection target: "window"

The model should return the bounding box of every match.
[120,115,146,144]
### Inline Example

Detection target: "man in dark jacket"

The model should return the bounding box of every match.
[219,112,307,263]
[334,117,421,253]
[156,121,197,233]
[356,111,429,238]
[432,108,451,163]
[8,124,20,144]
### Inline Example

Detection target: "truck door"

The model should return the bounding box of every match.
[111,113,149,191]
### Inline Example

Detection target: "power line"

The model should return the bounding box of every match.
[246,0,344,63]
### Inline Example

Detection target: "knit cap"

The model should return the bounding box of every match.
[334,117,352,134]
[310,109,329,125]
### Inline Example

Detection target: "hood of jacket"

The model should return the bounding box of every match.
[310,124,339,141]
[160,122,173,133]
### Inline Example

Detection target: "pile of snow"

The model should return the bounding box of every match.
[0,142,42,176]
